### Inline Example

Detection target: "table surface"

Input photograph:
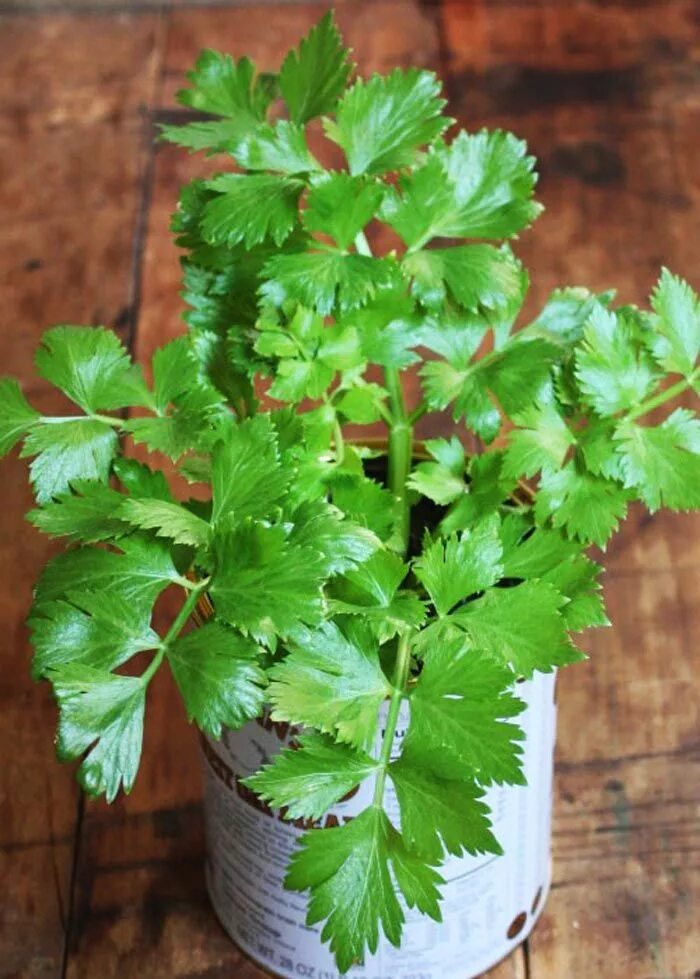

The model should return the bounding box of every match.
[1,2,699,978]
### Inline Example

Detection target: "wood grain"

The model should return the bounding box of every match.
[0,2,698,978]
[0,10,165,979]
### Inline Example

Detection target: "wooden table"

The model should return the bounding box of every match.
[1,2,698,977]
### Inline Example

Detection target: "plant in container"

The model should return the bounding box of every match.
[2,12,699,979]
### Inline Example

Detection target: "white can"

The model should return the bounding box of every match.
[201,671,556,979]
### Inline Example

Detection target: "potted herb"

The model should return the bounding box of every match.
[2,12,698,978]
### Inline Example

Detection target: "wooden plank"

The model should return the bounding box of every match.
[0,10,165,978]
[0,12,162,130]
[555,546,700,766]
[0,476,77,975]
[3,0,339,10]
[0,11,166,380]
[483,952,528,979]
[531,749,700,978]
[440,0,700,306]
[439,0,700,124]
[536,532,700,975]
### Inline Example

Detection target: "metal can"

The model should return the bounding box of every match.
[201,670,556,979]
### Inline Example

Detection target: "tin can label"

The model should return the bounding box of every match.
[201,671,556,979]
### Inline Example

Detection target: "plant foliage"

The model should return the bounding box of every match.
[2,12,699,972]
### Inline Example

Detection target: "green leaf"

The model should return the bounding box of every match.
[180,243,267,332]
[404,244,523,314]
[149,336,201,414]
[113,458,173,501]
[535,462,630,547]
[407,436,466,505]
[527,286,609,348]
[159,118,253,155]
[244,734,379,821]
[440,452,516,534]
[341,549,408,605]
[0,378,39,456]
[649,268,699,377]
[499,514,580,580]
[451,580,582,677]
[160,340,231,420]
[34,326,150,413]
[330,550,426,641]
[404,638,524,785]
[382,130,540,248]
[486,339,559,417]
[574,305,659,416]
[503,402,575,480]
[324,68,449,176]
[254,330,299,359]
[336,383,388,424]
[173,49,270,130]
[268,358,334,403]
[422,338,558,441]
[29,591,159,679]
[578,418,625,480]
[438,130,541,238]
[202,174,303,248]
[499,512,607,633]
[123,348,225,458]
[288,500,380,577]
[304,173,384,251]
[542,553,608,631]
[319,325,363,370]
[21,420,118,503]
[211,415,288,523]
[233,120,321,174]
[268,620,391,750]
[34,535,182,610]
[257,309,362,402]
[615,408,700,512]
[386,827,444,924]
[285,807,442,973]
[261,251,397,316]
[27,481,128,543]
[279,11,352,124]
[167,621,265,738]
[413,517,503,616]
[209,519,324,637]
[118,498,210,549]
[331,473,395,540]
[415,309,488,364]
[422,360,502,441]
[123,410,210,462]
[52,664,146,801]
[348,287,421,369]
[390,757,502,862]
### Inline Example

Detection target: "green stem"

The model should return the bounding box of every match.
[333,416,345,467]
[353,228,414,553]
[142,577,211,686]
[408,402,429,425]
[627,370,698,421]
[388,418,413,555]
[385,367,413,555]
[38,413,125,428]
[372,632,412,807]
